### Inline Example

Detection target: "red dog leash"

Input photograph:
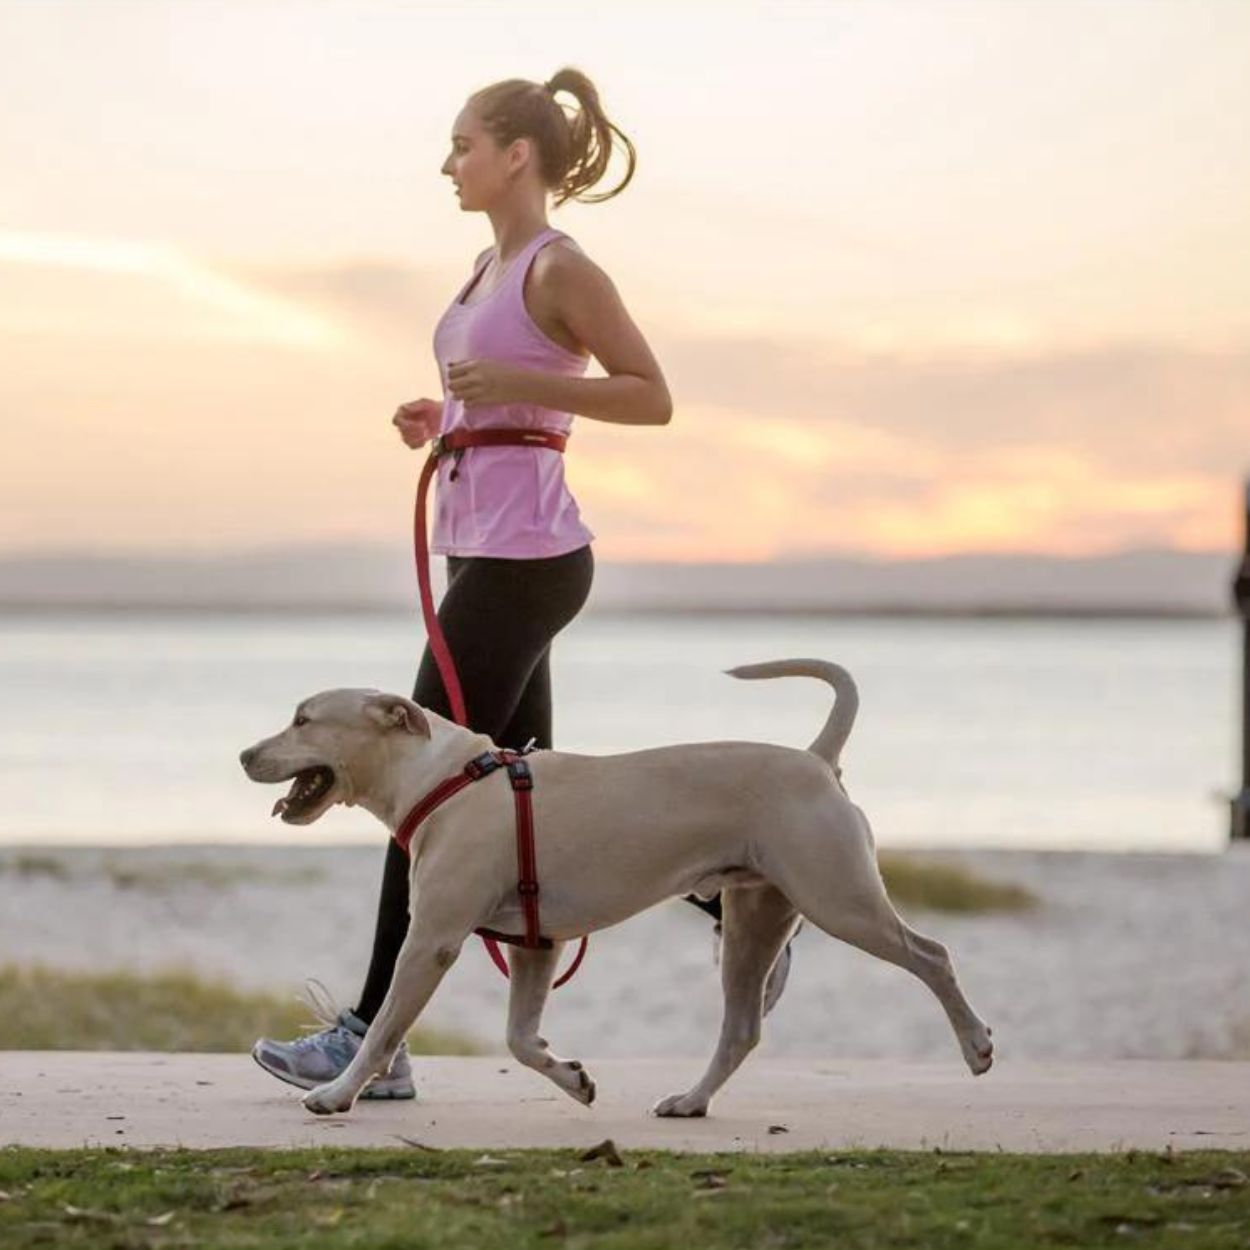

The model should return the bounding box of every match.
[409,427,588,988]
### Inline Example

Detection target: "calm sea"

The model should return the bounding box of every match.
[0,611,1238,851]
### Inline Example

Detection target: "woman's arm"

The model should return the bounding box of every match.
[447,247,672,426]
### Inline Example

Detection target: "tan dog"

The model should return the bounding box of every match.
[239,659,993,1117]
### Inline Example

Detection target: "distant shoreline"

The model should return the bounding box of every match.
[0,601,1231,620]
[0,544,1236,620]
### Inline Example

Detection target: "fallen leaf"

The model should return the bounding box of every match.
[61,1204,120,1224]
[146,1212,176,1227]
[767,1124,789,1135]
[396,1135,442,1152]
[1098,1213,1164,1228]
[474,1154,507,1167]
[580,1139,623,1167]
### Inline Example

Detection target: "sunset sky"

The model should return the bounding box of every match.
[2,0,1247,562]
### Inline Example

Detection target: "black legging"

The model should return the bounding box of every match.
[354,543,594,1022]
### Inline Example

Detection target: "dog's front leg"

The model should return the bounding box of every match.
[303,922,464,1116]
[505,943,595,1106]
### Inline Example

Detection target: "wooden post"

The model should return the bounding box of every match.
[1233,479,1250,841]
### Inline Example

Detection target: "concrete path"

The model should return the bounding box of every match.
[2,1054,1247,1154]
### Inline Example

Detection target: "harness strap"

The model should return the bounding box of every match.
[392,748,589,982]
[393,750,501,857]
[505,757,542,948]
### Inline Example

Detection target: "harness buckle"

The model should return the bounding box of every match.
[430,435,448,459]
[465,751,502,780]
[506,759,534,791]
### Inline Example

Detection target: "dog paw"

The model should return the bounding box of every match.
[964,1023,994,1076]
[652,1092,708,1118]
[304,1083,354,1116]
[551,1059,596,1106]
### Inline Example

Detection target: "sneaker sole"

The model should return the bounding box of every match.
[250,1045,416,1100]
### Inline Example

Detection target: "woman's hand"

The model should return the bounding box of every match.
[446,358,525,408]
[392,398,442,450]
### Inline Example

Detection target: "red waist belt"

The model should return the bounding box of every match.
[410,427,586,988]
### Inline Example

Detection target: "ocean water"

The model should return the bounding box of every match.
[0,611,1238,851]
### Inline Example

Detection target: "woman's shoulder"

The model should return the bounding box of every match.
[530,232,605,291]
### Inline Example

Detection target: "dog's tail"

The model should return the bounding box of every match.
[724,658,859,774]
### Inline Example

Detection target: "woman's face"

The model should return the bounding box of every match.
[441,107,518,212]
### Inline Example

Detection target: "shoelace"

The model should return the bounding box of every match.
[287,977,351,1050]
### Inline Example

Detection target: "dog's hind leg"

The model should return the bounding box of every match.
[772,832,993,1076]
[653,883,797,1118]
[505,942,596,1106]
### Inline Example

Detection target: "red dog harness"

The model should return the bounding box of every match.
[392,747,586,989]
[409,427,587,987]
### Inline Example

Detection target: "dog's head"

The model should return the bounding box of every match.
[239,689,429,825]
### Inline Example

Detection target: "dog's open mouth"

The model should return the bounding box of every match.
[272,765,337,822]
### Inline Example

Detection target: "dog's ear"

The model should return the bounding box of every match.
[364,694,430,737]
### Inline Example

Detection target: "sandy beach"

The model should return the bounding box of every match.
[3,844,1249,1063]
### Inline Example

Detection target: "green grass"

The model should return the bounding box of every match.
[0,966,478,1054]
[99,858,326,891]
[878,853,1038,914]
[1185,1016,1250,1061]
[0,851,325,891]
[0,852,72,880]
[0,1146,1246,1249]
[0,848,1037,913]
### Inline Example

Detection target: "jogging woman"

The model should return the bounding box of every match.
[252,68,790,1099]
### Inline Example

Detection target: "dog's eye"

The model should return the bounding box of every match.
[293,713,309,727]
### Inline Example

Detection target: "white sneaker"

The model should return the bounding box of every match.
[250,978,415,1100]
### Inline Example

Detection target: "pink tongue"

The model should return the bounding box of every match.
[272,797,289,817]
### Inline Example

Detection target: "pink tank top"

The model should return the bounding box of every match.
[430,226,596,558]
